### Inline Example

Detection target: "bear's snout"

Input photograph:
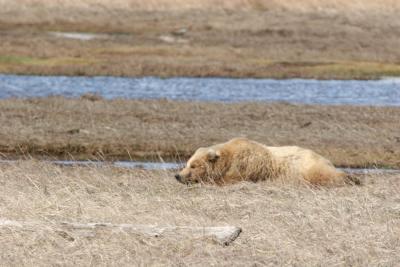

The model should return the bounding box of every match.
[175,172,196,184]
[175,174,182,183]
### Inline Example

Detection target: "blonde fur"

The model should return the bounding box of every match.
[177,138,356,186]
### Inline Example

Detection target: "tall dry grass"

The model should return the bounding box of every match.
[2,0,400,12]
[0,160,399,265]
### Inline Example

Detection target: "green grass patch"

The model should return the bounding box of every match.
[0,55,96,67]
[0,55,38,64]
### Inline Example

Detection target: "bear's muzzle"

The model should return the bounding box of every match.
[175,174,183,183]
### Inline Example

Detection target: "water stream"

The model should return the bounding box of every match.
[1,74,400,105]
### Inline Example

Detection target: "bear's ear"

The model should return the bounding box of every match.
[207,149,221,162]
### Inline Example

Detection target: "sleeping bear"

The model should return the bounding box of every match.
[175,138,359,186]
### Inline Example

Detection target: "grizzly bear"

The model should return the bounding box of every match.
[175,138,359,186]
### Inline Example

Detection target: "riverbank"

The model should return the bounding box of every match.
[1,1,400,79]
[0,160,399,265]
[1,97,399,168]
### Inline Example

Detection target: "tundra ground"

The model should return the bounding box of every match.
[1,0,400,78]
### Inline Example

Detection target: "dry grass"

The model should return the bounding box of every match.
[0,160,399,265]
[0,1,400,78]
[0,97,399,168]
[3,0,400,12]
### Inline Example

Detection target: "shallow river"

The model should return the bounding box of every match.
[1,74,400,105]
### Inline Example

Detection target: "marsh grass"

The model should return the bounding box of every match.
[0,160,399,265]
[0,97,399,168]
[1,1,400,78]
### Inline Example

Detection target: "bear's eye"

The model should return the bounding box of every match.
[190,165,196,169]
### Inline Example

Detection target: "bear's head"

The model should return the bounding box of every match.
[175,147,225,185]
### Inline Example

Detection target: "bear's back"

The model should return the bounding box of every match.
[267,145,343,184]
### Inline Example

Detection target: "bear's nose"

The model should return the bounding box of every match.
[175,174,182,182]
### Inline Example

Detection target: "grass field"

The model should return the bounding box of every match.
[0,0,400,78]
[0,160,399,265]
[0,97,399,168]
[1,1,399,265]
[4,0,400,11]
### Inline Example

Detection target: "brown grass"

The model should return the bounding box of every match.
[3,0,400,12]
[0,160,399,265]
[0,97,399,168]
[0,1,400,78]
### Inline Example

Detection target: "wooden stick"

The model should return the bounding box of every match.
[0,219,241,246]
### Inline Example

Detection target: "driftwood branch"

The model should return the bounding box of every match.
[0,219,241,246]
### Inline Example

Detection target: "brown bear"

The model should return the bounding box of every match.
[175,138,359,186]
